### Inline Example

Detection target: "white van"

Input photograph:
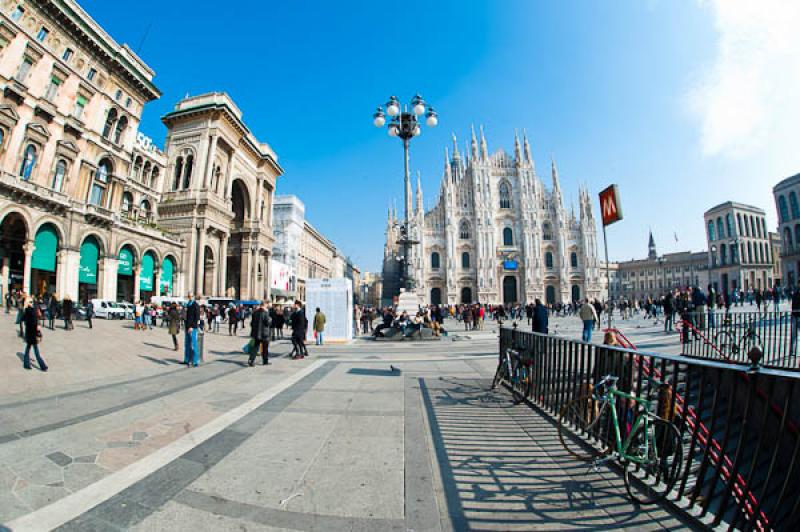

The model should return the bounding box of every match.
[90,299,126,319]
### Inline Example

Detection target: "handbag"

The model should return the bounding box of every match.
[243,339,255,354]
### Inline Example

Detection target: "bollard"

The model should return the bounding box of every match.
[198,329,205,362]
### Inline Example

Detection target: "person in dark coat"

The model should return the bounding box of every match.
[249,301,271,366]
[289,300,307,359]
[85,299,94,329]
[532,299,549,334]
[62,295,74,330]
[22,298,47,371]
[167,303,180,350]
[184,294,200,366]
[47,294,58,330]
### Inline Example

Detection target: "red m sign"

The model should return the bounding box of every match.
[599,185,623,226]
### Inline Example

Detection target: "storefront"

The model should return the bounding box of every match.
[117,245,135,302]
[139,251,155,301]
[159,256,174,296]
[78,236,100,303]
[30,224,59,297]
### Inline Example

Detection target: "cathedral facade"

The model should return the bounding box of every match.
[384,128,601,306]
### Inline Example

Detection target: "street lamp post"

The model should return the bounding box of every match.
[373,95,438,293]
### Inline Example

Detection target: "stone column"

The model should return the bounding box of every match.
[133,264,141,303]
[1,256,9,298]
[59,249,81,301]
[101,257,119,300]
[203,134,218,189]
[240,245,253,300]
[195,227,206,297]
[219,233,228,298]
[22,241,34,295]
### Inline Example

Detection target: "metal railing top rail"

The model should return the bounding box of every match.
[501,326,800,381]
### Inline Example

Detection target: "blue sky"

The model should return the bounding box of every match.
[82,0,800,272]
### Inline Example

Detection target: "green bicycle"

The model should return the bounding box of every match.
[557,375,683,504]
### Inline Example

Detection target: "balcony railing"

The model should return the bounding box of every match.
[0,172,72,209]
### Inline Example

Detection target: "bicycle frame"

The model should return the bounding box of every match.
[594,386,656,465]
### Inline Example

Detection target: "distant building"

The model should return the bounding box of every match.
[704,202,775,294]
[773,173,800,287]
[610,232,708,302]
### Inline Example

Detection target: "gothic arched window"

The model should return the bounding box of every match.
[542,222,553,241]
[102,108,118,139]
[51,159,67,191]
[499,182,511,209]
[570,252,578,268]
[172,157,183,191]
[431,252,440,269]
[182,154,194,189]
[113,115,128,144]
[545,251,554,269]
[459,221,470,240]
[503,227,513,246]
[461,252,470,269]
[89,158,113,206]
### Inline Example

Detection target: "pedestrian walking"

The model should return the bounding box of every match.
[22,298,47,371]
[167,302,180,350]
[184,294,200,367]
[85,299,94,329]
[579,299,599,343]
[532,298,549,334]
[62,295,74,330]
[289,300,307,359]
[313,307,326,346]
[228,305,238,336]
[248,301,271,366]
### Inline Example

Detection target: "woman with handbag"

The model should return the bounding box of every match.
[167,303,180,351]
[22,297,47,371]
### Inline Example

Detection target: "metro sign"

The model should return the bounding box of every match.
[599,184,623,226]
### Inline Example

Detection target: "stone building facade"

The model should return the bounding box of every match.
[0,0,184,303]
[384,129,601,306]
[0,1,282,303]
[704,202,775,294]
[773,173,800,287]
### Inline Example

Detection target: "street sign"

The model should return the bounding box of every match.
[599,185,623,226]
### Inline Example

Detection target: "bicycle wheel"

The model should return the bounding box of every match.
[558,395,610,461]
[623,417,683,504]
[714,330,735,356]
[491,360,507,390]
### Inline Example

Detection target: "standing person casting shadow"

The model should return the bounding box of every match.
[22,298,47,371]
[167,302,180,351]
[248,301,271,366]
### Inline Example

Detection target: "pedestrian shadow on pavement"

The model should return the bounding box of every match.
[143,342,172,350]
[137,354,184,365]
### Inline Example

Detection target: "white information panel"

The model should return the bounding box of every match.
[305,278,353,343]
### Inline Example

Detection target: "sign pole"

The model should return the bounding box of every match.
[602,223,612,329]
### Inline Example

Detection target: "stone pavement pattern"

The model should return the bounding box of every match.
[0,313,696,531]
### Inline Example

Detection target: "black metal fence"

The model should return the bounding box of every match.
[499,327,800,530]
[679,311,799,370]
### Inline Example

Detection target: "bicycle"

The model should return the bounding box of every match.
[557,375,683,504]
[491,347,531,402]
[714,316,761,358]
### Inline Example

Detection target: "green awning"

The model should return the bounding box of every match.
[118,247,133,276]
[159,256,174,294]
[140,252,154,291]
[79,237,99,285]
[31,225,58,272]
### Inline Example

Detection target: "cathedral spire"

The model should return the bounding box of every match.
[480,125,488,160]
[648,230,657,260]
[551,156,563,205]
[470,124,479,160]
[416,171,423,213]
[451,133,460,160]
[514,129,522,162]
[444,147,452,182]
[523,129,533,165]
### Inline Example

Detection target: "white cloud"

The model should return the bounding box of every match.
[690,0,800,168]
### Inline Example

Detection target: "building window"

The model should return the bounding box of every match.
[36,27,48,42]
[499,181,511,209]
[431,252,440,269]
[11,6,24,21]
[182,154,194,189]
[122,192,133,214]
[114,89,122,101]
[726,213,734,237]
[503,227,513,246]
[113,115,128,144]
[87,68,97,81]
[717,217,725,240]
[73,94,87,120]
[172,157,183,190]
[139,200,152,221]
[150,167,159,189]
[545,251,554,269]
[708,220,715,241]
[461,252,470,269]
[102,107,117,139]
[51,159,66,191]
[720,244,727,266]
[89,158,113,206]
[459,221,470,240]
[44,75,61,102]
[19,144,37,180]
[16,56,33,83]
[542,222,553,241]
[125,97,132,108]
[62,48,73,62]
[570,252,578,268]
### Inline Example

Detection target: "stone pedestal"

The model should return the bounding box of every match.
[396,289,422,315]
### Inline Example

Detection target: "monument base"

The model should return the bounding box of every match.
[396,289,422,315]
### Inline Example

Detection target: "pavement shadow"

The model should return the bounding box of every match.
[143,342,171,350]
[137,354,170,365]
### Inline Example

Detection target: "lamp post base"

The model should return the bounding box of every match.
[396,288,422,315]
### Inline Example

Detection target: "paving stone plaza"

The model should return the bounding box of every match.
[0,309,720,531]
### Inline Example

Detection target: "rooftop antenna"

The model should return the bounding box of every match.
[136,22,153,54]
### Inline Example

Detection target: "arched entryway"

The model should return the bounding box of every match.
[502,276,517,304]
[545,285,556,305]
[203,245,215,297]
[117,244,136,302]
[78,236,101,303]
[430,287,442,305]
[571,284,581,302]
[460,286,472,304]
[139,250,157,302]
[226,179,249,299]
[31,223,59,297]
[0,212,27,295]
[160,256,176,296]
